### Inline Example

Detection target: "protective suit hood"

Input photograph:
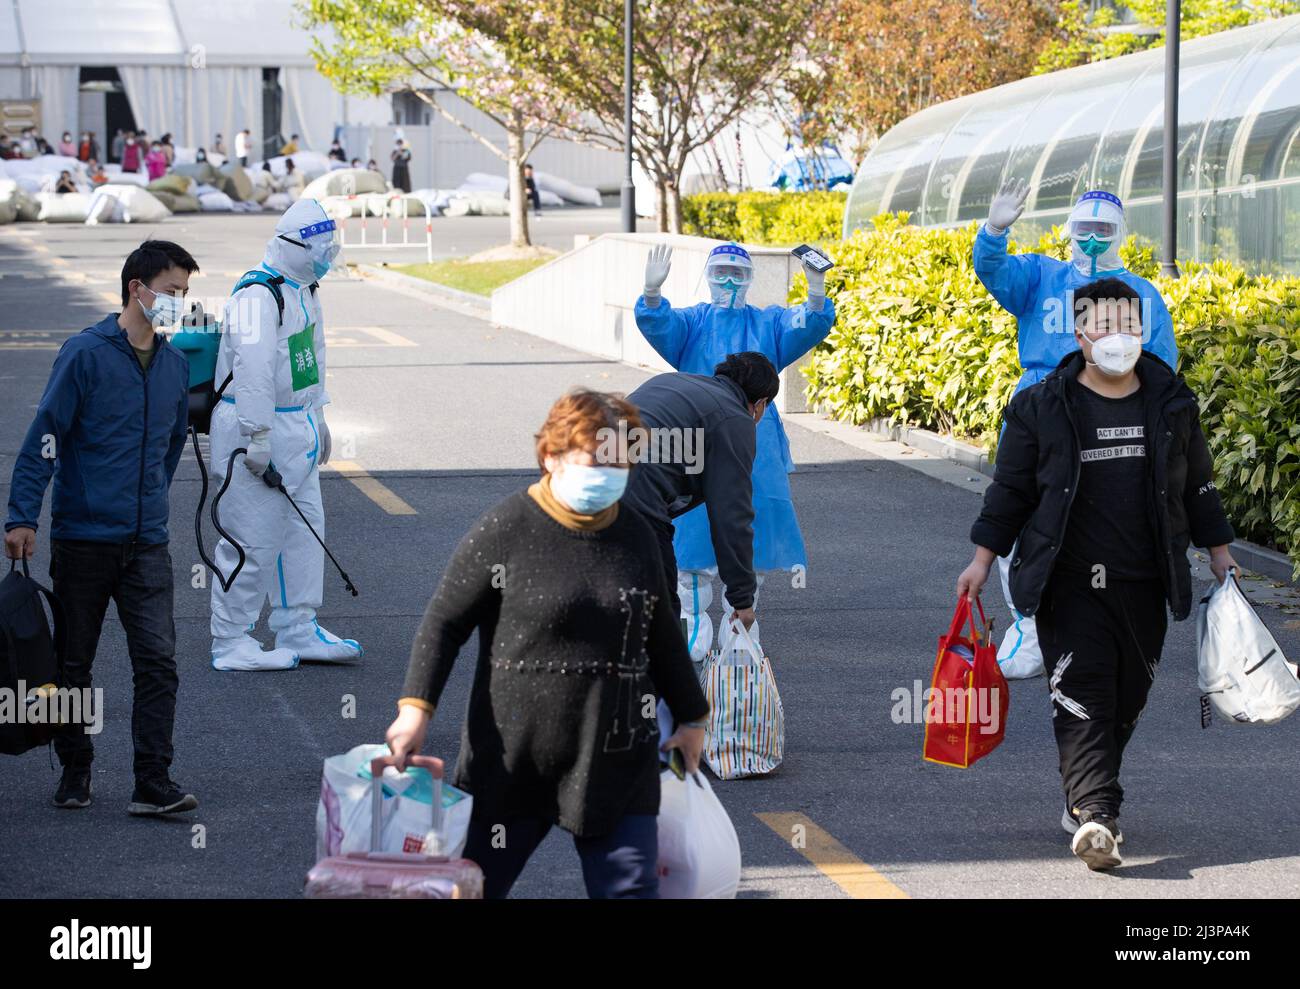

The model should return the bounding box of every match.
[1066,190,1126,277]
[703,242,754,309]
[265,198,341,285]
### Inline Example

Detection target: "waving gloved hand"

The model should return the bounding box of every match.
[243,429,272,478]
[316,410,332,467]
[986,178,1030,236]
[643,243,673,307]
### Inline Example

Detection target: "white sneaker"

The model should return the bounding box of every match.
[1062,804,1123,844]
[275,621,362,662]
[211,634,299,672]
[1071,819,1123,871]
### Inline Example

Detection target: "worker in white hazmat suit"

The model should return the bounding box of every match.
[208,198,362,671]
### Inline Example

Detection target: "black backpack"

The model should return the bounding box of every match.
[0,558,66,755]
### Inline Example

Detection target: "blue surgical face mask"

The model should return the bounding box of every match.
[551,463,628,513]
[1075,235,1113,276]
[137,285,185,328]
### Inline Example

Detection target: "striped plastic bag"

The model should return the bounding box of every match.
[702,622,784,779]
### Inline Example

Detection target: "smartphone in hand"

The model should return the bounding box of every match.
[792,243,834,272]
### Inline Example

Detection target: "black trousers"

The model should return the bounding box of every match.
[50,540,179,782]
[1034,570,1167,819]
[649,518,681,620]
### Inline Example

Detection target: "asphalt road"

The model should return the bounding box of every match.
[1,213,1297,899]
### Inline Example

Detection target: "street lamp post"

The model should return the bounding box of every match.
[620,0,636,233]
[1161,0,1181,278]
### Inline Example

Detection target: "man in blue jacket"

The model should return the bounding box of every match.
[973,182,1179,679]
[5,240,200,816]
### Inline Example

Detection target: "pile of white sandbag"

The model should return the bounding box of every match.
[257,151,333,182]
[302,167,389,201]
[454,169,597,209]
[1,155,91,196]
[84,185,172,225]
[0,179,39,223]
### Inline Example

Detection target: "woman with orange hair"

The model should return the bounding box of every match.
[385,389,708,898]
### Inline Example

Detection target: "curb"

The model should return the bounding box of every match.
[357,263,491,315]
[849,415,1299,588]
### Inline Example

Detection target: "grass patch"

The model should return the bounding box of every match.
[393,257,551,296]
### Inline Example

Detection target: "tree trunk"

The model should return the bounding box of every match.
[506,117,530,248]
[655,178,668,233]
[665,178,682,235]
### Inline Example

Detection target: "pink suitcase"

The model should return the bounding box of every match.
[304,754,484,899]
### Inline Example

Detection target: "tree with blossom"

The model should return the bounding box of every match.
[440,0,807,233]
[301,0,581,247]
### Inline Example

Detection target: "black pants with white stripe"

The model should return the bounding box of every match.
[1035,571,1168,820]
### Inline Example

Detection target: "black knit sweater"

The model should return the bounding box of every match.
[401,490,709,837]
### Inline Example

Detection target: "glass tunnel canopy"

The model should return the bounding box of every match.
[843,14,1300,274]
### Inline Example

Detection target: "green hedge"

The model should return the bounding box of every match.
[681,190,846,245]
[799,212,1300,573]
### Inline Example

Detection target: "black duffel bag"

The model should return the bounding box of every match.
[0,557,65,755]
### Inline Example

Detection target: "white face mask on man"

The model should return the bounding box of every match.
[137,284,186,329]
[1085,332,1142,376]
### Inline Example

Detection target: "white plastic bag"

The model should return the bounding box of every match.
[657,769,741,898]
[316,743,473,860]
[1197,572,1300,725]
[995,550,1045,679]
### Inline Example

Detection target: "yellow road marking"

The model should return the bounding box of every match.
[756,813,909,899]
[49,256,68,266]
[327,325,418,348]
[328,460,417,515]
[31,244,50,254]
[101,291,120,305]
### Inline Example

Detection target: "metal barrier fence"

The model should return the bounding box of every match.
[334,195,434,263]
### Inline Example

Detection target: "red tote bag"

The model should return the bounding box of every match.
[922,596,1009,769]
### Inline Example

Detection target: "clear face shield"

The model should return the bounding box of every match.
[295,217,345,281]
[702,260,754,309]
[1066,194,1126,277]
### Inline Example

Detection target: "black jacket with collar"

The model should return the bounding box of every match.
[971,350,1234,621]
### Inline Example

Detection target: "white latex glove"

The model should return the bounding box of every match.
[643,243,672,306]
[804,261,826,298]
[986,178,1030,235]
[316,412,332,467]
[243,429,272,477]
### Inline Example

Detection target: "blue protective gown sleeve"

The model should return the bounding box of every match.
[5,343,87,533]
[772,298,838,370]
[1145,289,1178,369]
[634,295,702,368]
[973,225,1042,319]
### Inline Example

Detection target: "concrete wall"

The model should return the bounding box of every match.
[489,233,819,413]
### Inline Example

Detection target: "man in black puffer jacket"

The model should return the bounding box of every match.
[957,278,1237,872]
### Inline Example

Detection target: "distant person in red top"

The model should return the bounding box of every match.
[145,142,167,181]
[122,132,141,173]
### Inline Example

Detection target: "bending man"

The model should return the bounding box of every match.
[635,242,836,659]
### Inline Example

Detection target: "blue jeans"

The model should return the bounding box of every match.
[462,814,660,899]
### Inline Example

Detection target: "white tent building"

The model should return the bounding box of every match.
[0,0,390,157]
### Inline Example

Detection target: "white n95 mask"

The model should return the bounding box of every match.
[1088,333,1141,376]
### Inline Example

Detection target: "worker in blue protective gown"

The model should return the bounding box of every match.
[974,182,1179,679]
[635,242,836,660]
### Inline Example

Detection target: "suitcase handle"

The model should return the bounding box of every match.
[369,753,445,854]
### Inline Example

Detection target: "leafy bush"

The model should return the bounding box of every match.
[682,190,846,245]
[800,212,1300,572]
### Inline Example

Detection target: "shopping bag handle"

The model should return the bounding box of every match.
[725,617,764,666]
[947,595,991,645]
[368,753,445,854]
